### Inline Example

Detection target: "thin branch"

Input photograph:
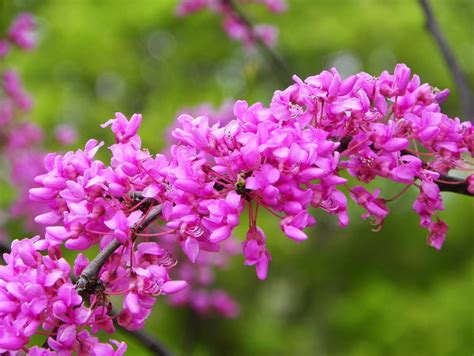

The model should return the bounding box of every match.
[113,308,173,356]
[435,174,471,195]
[74,203,170,355]
[0,240,9,254]
[223,0,292,85]
[75,238,121,299]
[336,136,473,197]
[76,203,163,299]
[418,0,474,121]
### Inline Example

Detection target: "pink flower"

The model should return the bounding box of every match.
[413,181,443,228]
[176,0,286,49]
[2,70,33,111]
[242,227,271,280]
[0,40,10,58]
[427,219,448,250]
[467,174,474,194]
[101,112,142,144]
[54,124,78,145]
[10,63,472,352]
[92,340,127,356]
[210,290,239,318]
[350,186,388,228]
[256,0,287,13]
[8,13,37,51]
[104,210,143,244]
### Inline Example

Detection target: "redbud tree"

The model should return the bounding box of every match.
[0,1,473,355]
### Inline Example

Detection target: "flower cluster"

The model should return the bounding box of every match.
[0,13,37,58]
[1,64,472,353]
[30,65,474,276]
[176,0,287,49]
[0,237,127,354]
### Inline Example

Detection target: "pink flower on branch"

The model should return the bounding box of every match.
[0,64,472,352]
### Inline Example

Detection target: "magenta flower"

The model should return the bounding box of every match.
[54,124,78,145]
[104,210,143,244]
[4,64,472,352]
[350,186,389,229]
[101,112,142,144]
[8,13,37,51]
[0,40,9,58]
[242,227,271,279]
[176,0,286,49]
[427,219,448,250]
[2,70,33,111]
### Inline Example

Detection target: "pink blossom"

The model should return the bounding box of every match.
[2,69,33,111]
[176,0,286,49]
[3,63,472,352]
[54,124,78,145]
[350,186,388,228]
[427,219,448,250]
[8,13,37,51]
[0,40,9,58]
[242,227,271,279]
[101,112,142,144]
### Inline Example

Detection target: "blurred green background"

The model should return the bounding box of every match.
[1,0,473,355]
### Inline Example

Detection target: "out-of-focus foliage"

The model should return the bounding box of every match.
[1,0,473,355]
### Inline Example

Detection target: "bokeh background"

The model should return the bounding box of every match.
[1,0,473,355]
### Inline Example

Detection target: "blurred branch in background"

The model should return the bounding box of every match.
[0,240,9,255]
[223,0,292,85]
[419,0,474,121]
[117,317,172,356]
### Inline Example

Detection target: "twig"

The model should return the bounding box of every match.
[118,326,172,356]
[74,203,170,355]
[0,240,10,254]
[113,309,173,356]
[435,174,471,195]
[75,238,121,299]
[223,0,292,85]
[336,135,473,197]
[76,203,163,299]
[418,0,474,121]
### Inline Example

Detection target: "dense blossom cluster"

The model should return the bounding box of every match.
[176,0,287,49]
[0,237,127,354]
[165,101,240,316]
[0,63,472,353]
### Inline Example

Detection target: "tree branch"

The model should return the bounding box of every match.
[336,136,473,196]
[418,0,474,121]
[76,203,163,299]
[74,203,170,355]
[435,174,471,195]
